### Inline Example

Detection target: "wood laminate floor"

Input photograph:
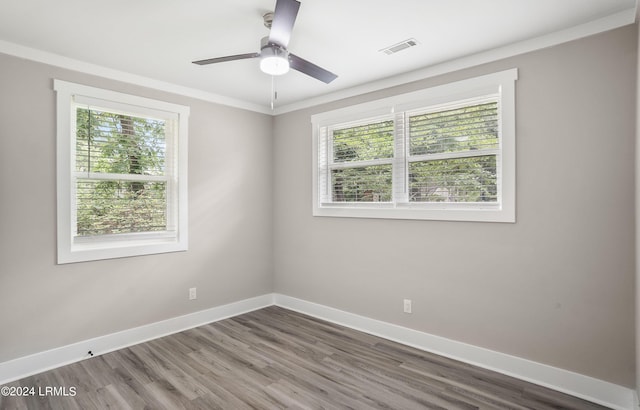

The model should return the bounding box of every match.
[0,306,609,409]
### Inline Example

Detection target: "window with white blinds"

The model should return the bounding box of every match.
[312,69,517,222]
[407,100,499,203]
[330,117,394,202]
[55,80,189,263]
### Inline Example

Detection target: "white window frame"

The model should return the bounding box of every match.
[312,69,517,223]
[55,80,189,263]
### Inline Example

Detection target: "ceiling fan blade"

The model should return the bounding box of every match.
[268,0,300,48]
[192,52,260,65]
[289,53,338,84]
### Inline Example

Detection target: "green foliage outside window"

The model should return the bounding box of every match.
[328,102,498,204]
[331,120,393,202]
[409,103,498,155]
[333,120,394,163]
[408,102,498,203]
[331,165,392,202]
[409,156,497,202]
[75,108,168,236]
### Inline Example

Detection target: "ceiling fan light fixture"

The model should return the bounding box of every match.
[260,55,290,75]
[260,43,290,76]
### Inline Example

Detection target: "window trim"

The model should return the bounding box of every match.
[311,69,517,223]
[54,80,189,263]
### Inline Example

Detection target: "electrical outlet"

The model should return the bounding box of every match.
[189,287,197,300]
[403,299,412,314]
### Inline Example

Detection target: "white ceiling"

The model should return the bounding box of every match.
[0,0,635,114]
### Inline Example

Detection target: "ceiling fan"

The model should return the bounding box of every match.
[192,0,337,84]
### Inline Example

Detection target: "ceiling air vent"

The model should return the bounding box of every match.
[380,38,419,55]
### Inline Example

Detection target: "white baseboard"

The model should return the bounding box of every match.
[0,292,634,410]
[273,294,635,410]
[0,294,274,385]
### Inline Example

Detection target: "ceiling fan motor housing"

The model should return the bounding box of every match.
[260,36,290,75]
[260,36,287,54]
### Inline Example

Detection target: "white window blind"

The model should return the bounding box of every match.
[55,80,189,263]
[312,69,517,222]
[407,99,499,203]
[73,104,176,237]
[329,116,394,202]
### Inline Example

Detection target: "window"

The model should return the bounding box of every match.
[312,69,517,222]
[55,80,189,263]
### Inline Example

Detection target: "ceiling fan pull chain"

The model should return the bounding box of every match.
[271,75,279,110]
[271,75,275,110]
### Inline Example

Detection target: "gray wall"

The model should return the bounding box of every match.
[0,53,274,363]
[273,25,636,387]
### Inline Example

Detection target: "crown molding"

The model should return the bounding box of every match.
[273,7,637,114]
[0,40,272,115]
[0,7,635,116]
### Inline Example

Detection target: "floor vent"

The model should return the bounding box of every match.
[380,38,419,55]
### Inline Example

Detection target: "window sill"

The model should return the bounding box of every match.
[313,203,515,223]
[58,235,187,264]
